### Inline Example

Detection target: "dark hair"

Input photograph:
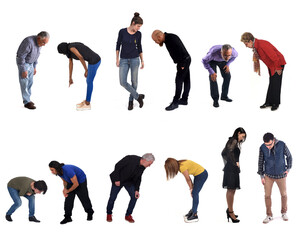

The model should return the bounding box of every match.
[263,132,274,143]
[34,180,48,194]
[130,12,143,25]
[49,160,64,176]
[57,42,70,57]
[232,127,247,143]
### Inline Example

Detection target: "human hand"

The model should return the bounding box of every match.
[223,65,230,73]
[116,59,120,67]
[135,191,140,199]
[140,61,144,69]
[211,73,217,81]
[22,71,28,79]
[84,70,88,78]
[261,178,265,185]
[115,181,120,187]
[275,69,282,75]
[63,188,68,197]
[69,78,74,87]
[34,68,37,75]
[181,67,184,70]
[284,170,289,176]
[190,188,193,197]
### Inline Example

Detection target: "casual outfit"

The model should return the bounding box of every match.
[258,139,292,220]
[179,160,208,222]
[253,39,286,109]
[59,165,94,221]
[16,36,41,106]
[164,32,191,109]
[116,28,143,102]
[202,45,238,103]
[6,177,36,218]
[106,155,146,219]
[222,138,241,190]
[67,43,101,105]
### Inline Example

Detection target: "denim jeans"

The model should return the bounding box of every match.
[119,58,140,101]
[106,184,137,216]
[6,187,35,217]
[17,63,34,104]
[192,170,208,214]
[86,60,101,102]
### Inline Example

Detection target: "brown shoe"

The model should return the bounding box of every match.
[24,102,36,110]
[137,94,145,108]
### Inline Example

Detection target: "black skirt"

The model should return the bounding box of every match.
[222,163,240,190]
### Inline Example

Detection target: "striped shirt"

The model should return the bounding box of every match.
[16,35,41,72]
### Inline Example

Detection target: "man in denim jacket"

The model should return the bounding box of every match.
[258,132,292,224]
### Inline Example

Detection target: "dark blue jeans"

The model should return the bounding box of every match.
[106,184,137,216]
[192,170,208,213]
[208,61,231,100]
[6,187,35,217]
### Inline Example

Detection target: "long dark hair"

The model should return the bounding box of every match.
[49,160,65,176]
[232,127,247,143]
[130,12,143,25]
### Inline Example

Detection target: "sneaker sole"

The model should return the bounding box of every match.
[184,218,199,223]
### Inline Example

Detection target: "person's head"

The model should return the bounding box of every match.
[151,30,165,47]
[33,180,48,194]
[140,153,155,168]
[164,158,179,180]
[263,132,275,149]
[57,42,69,56]
[49,160,64,176]
[37,31,50,47]
[130,12,143,32]
[221,44,233,61]
[232,127,247,143]
[241,32,254,48]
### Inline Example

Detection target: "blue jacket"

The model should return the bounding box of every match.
[258,139,292,178]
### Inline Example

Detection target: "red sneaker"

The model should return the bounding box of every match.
[106,214,112,222]
[125,215,135,223]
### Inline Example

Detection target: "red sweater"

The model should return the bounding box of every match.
[254,39,286,76]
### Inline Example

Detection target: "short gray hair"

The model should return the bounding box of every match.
[37,31,50,39]
[221,44,232,52]
[142,153,155,162]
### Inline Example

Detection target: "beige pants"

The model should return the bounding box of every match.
[264,176,287,216]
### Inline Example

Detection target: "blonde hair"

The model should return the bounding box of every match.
[241,32,254,43]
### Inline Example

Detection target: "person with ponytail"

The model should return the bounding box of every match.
[164,158,208,223]
[49,161,94,224]
[116,12,145,110]
[57,42,101,111]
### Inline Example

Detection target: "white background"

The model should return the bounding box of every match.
[1,0,303,239]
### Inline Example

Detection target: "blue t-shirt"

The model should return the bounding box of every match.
[61,165,86,184]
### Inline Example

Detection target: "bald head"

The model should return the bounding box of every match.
[152,30,165,46]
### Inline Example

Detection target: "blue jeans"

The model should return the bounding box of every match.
[17,63,34,104]
[86,60,101,102]
[192,170,208,214]
[119,58,140,101]
[106,184,137,216]
[6,187,35,217]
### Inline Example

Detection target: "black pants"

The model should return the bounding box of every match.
[208,61,231,100]
[173,57,191,103]
[64,180,94,217]
[265,66,284,105]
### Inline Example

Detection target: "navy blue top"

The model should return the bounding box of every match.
[61,165,87,184]
[116,28,142,59]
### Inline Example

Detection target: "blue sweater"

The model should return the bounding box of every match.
[116,28,142,59]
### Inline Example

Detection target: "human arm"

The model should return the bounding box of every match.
[225,48,238,72]
[116,50,120,67]
[69,47,88,77]
[257,147,265,184]
[284,144,292,175]
[62,175,79,197]
[259,41,283,73]
[181,170,193,196]
[111,156,130,182]
[69,58,73,86]
[139,52,144,69]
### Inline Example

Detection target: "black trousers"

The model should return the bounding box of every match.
[173,57,191,103]
[64,180,94,217]
[265,66,284,105]
[208,61,231,100]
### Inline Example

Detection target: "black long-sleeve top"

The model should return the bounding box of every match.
[110,155,145,191]
[164,32,190,66]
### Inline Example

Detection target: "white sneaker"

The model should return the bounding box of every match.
[76,100,86,107]
[263,216,273,224]
[282,213,289,221]
[76,102,91,111]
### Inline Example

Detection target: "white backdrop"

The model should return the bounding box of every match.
[1,0,303,239]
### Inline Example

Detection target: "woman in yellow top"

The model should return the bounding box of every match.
[165,158,208,223]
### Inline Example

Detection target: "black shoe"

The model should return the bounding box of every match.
[128,101,133,110]
[29,216,40,223]
[185,212,199,223]
[183,209,193,219]
[137,94,145,108]
[260,103,271,109]
[24,102,36,110]
[5,215,12,222]
[220,97,233,102]
[87,212,94,221]
[271,105,279,111]
[213,100,219,108]
[165,102,179,111]
[178,99,188,105]
[60,217,72,224]
[226,209,240,223]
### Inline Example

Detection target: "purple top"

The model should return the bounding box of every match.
[202,45,238,75]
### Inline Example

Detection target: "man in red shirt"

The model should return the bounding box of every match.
[241,32,286,111]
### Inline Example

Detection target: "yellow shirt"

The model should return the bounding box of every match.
[179,160,205,176]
